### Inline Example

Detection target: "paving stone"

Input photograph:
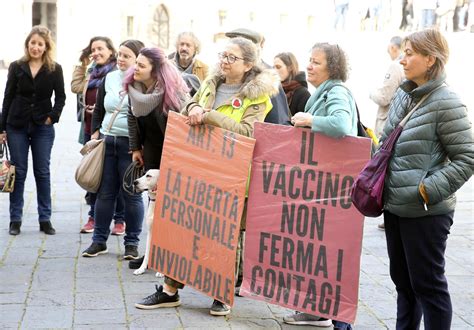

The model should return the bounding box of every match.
[76,260,120,278]
[129,312,182,329]
[22,305,73,328]
[76,276,121,293]
[36,257,76,272]
[0,292,27,304]
[0,283,30,293]
[74,309,126,325]
[75,292,125,310]
[179,307,230,327]
[30,272,74,291]
[228,317,281,329]
[27,290,74,307]
[122,280,164,295]
[74,326,128,330]
[231,298,274,318]
[0,304,24,325]
[3,248,39,265]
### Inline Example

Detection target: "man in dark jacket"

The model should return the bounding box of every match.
[225,28,291,125]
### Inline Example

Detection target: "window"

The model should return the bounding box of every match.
[219,10,227,27]
[127,16,134,36]
[307,15,315,30]
[152,5,169,48]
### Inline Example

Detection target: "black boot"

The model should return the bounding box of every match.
[39,221,56,235]
[9,222,21,235]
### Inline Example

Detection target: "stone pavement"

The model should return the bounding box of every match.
[0,98,473,329]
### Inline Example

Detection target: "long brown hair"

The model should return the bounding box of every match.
[22,25,56,72]
[275,52,299,82]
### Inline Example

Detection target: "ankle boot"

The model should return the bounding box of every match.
[9,222,21,235]
[39,221,56,235]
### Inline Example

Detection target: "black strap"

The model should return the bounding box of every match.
[1,142,10,160]
[322,83,365,129]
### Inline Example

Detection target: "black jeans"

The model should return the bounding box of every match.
[384,210,453,330]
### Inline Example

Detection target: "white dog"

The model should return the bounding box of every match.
[133,169,163,277]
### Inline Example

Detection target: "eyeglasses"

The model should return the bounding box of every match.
[218,52,244,64]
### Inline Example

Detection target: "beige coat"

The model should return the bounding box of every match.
[71,65,89,96]
[369,60,404,137]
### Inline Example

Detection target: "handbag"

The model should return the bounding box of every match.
[75,96,125,193]
[0,141,15,193]
[350,91,436,217]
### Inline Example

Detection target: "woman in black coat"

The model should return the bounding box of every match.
[1,26,65,235]
[274,52,311,116]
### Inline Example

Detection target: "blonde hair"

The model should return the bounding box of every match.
[403,29,449,81]
[22,25,56,72]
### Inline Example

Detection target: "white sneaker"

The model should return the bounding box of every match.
[283,312,332,326]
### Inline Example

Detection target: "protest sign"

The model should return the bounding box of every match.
[241,123,371,323]
[149,112,255,306]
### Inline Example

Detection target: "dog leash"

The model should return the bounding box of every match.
[123,160,145,195]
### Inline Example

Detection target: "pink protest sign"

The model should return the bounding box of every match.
[241,122,371,324]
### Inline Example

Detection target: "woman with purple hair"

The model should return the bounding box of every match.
[124,47,189,170]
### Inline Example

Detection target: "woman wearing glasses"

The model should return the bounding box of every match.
[134,37,279,316]
[183,37,279,135]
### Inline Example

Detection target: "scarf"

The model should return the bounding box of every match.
[282,80,303,106]
[88,60,116,89]
[173,52,195,75]
[128,82,164,117]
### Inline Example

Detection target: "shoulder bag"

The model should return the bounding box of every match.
[75,96,125,192]
[350,89,439,217]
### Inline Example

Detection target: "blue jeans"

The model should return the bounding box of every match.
[7,123,55,222]
[420,9,436,29]
[92,136,144,246]
[83,133,124,222]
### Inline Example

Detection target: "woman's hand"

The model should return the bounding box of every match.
[85,104,95,114]
[186,106,205,126]
[132,150,144,167]
[91,130,100,140]
[291,112,313,127]
[44,117,52,125]
[0,132,6,143]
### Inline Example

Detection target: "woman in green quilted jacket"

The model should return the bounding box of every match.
[380,29,473,330]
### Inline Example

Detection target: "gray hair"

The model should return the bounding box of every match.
[175,31,201,54]
[228,37,259,66]
[390,36,402,49]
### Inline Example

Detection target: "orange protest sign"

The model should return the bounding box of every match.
[149,112,255,306]
[241,123,371,324]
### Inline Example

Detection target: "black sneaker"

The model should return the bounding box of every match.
[129,256,145,269]
[135,285,180,309]
[82,242,108,257]
[124,245,139,260]
[210,299,230,316]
